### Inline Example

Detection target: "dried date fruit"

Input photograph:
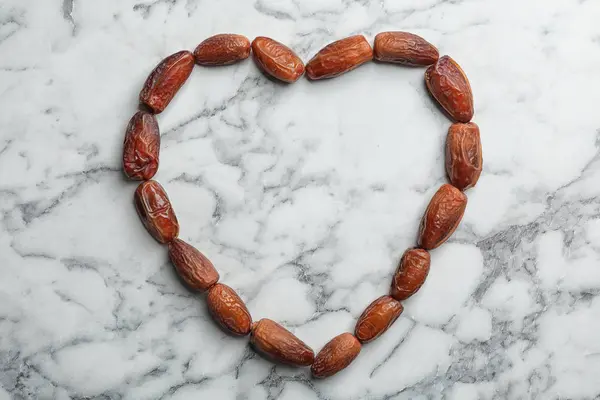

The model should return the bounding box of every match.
[194,34,251,66]
[168,239,219,291]
[373,31,439,66]
[122,111,160,180]
[311,333,361,378]
[306,35,373,80]
[390,248,430,301]
[139,51,195,114]
[134,180,179,244]
[425,55,474,122]
[446,122,482,191]
[418,184,467,250]
[250,319,314,366]
[207,283,252,336]
[251,37,305,83]
[354,296,403,343]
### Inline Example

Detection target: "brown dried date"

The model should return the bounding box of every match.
[354,296,403,343]
[373,31,439,66]
[134,180,179,244]
[446,122,482,191]
[168,239,219,292]
[122,111,160,180]
[390,248,430,301]
[251,37,305,83]
[425,55,474,122]
[207,283,252,336]
[418,184,467,250]
[139,50,195,114]
[250,319,315,366]
[194,34,251,66]
[311,333,361,378]
[306,35,373,80]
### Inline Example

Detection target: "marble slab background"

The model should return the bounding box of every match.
[1,0,600,399]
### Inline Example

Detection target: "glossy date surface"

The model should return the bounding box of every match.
[251,37,305,83]
[306,35,373,80]
[134,180,179,244]
[418,184,467,250]
[139,51,195,114]
[311,333,361,378]
[446,122,482,190]
[207,283,252,336]
[425,55,474,122]
[194,34,251,66]
[250,319,314,366]
[354,295,403,343]
[122,111,160,180]
[374,31,439,66]
[390,248,431,301]
[168,239,219,292]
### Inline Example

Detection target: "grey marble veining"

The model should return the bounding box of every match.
[1,0,600,399]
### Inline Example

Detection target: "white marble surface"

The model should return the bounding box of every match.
[2,0,600,398]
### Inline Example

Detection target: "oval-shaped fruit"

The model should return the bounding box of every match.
[373,31,439,66]
[207,283,252,336]
[306,35,373,80]
[194,34,251,66]
[446,122,482,191]
[354,296,403,343]
[139,50,195,114]
[425,55,474,122]
[250,319,314,366]
[122,111,160,180]
[134,180,179,244]
[168,239,219,292]
[391,248,431,301]
[311,333,361,378]
[418,184,467,250]
[251,37,305,83]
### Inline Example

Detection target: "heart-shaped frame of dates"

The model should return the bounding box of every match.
[123,32,482,379]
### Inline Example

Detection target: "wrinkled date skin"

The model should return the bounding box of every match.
[354,296,403,343]
[251,37,305,83]
[311,333,361,379]
[134,180,179,244]
[306,35,373,80]
[250,319,315,366]
[168,239,219,292]
[391,248,431,301]
[139,51,195,114]
[122,111,160,180]
[425,56,474,123]
[446,122,482,191]
[207,283,252,336]
[418,184,467,250]
[374,31,439,66]
[194,34,251,66]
